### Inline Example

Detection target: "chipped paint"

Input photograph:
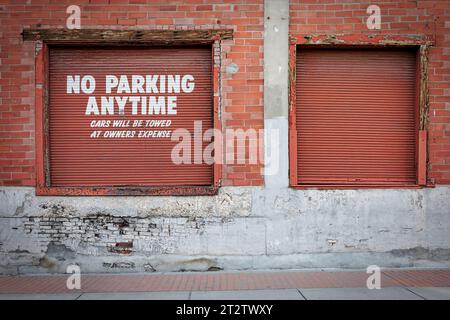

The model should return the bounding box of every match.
[295,34,433,47]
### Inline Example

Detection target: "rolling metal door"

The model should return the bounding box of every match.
[296,48,417,185]
[48,46,213,187]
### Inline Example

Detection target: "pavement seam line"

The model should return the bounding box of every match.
[380,271,427,299]
[296,288,307,300]
[403,287,427,300]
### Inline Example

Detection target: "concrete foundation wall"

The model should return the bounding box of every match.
[0,0,449,275]
[1,186,449,274]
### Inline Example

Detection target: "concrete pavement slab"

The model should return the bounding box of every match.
[0,293,81,300]
[407,287,450,300]
[300,287,423,300]
[77,291,190,300]
[190,289,304,300]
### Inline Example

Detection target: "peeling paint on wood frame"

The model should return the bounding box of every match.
[417,45,431,186]
[419,45,430,131]
[35,42,48,191]
[31,32,226,196]
[288,37,298,187]
[296,34,433,47]
[36,186,218,196]
[289,33,433,189]
[213,39,223,189]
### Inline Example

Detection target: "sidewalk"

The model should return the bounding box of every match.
[0,268,449,300]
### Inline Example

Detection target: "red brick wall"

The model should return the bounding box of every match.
[2,1,449,187]
[290,0,450,184]
[0,0,264,187]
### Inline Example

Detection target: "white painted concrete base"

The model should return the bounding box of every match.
[0,186,449,274]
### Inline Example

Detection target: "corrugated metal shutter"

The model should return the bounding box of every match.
[48,46,213,187]
[296,48,417,185]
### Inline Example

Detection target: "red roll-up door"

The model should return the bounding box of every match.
[295,48,417,185]
[48,46,213,187]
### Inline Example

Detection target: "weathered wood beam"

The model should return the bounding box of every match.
[22,29,233,44]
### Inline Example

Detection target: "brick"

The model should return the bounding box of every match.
[196,5,213,11]
[117,19,137,25]
[159,6,177,11]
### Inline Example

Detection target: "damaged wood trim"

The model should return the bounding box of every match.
[36,186,219,196]
[35,42,49,191]
[212,39,223,189]
[418,44,431,186]
[34,42,222,196]
[291,37,434,189]
[419,45,430,131]
[288,38,298,187]
[22,29,233,44]
[292,185,427,190]
[295,34,433,47]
